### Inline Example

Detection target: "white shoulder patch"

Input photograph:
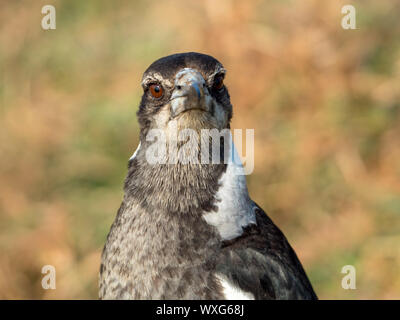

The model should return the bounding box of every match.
[216,274,255,300]
[203,142,256,240]
[129,142,141,160]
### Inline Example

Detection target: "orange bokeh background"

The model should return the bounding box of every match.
[0,0,399,299]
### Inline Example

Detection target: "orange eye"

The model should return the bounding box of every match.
[149,84,163,98]
[213,75,224,90]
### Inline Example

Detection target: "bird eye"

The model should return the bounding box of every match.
[149,84,163,98]
[213,75,224,90]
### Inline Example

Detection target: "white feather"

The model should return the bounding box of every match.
[203,141,256,240]
[129,142,141,160]
[216,274,255,300]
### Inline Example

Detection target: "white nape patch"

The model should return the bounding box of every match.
[129,142,141,160]
[203,141,256,240]
[216,274,255,300]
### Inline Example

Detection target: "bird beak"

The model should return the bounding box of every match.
[170,68,209,119]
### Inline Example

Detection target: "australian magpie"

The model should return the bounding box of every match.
[99,52,317,300]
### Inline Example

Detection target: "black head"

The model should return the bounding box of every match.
[137,52,232,139]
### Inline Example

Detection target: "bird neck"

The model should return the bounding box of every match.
[124,139,227,217]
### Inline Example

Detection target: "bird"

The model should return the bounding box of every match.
[99,52,318,300]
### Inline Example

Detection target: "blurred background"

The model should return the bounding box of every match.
[0,0,399,299]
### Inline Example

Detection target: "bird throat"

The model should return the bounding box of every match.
[125,137,228,217]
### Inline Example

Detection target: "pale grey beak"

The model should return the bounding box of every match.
[170,68,209,118]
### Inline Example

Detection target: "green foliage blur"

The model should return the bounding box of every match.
[0,0,399,299]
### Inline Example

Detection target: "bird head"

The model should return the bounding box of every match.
[137,52,232,139]
[127,53,235,214]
